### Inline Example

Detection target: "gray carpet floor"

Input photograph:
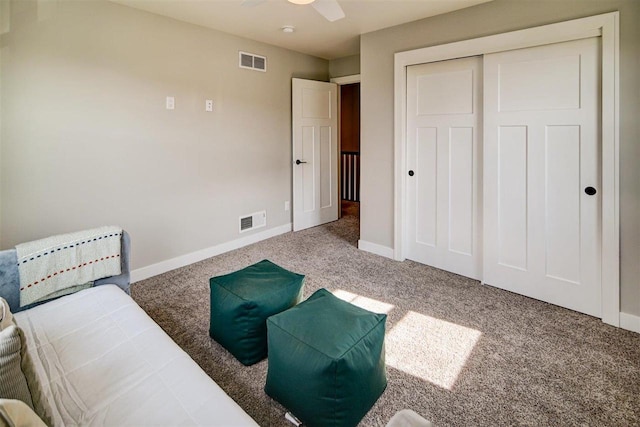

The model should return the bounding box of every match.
[131,209,640,426]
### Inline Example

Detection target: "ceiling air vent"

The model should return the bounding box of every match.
[239,51,267,72]
[239,210,267,233]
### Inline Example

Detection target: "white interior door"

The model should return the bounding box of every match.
[406,56,482,280]
[483,37,602,316]
[292,78,338,231]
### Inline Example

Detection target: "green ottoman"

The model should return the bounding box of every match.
[265,288,387,427]
[209,259,305,366]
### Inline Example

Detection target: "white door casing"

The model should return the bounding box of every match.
[483,38,601,316]
[406,57,482,280]
[292,78,339,231]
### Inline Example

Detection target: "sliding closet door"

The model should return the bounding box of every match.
[406,56,482,280]
[483,38,602,316]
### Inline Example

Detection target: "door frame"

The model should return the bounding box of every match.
[330,74,361,217]
[393,12,620,326]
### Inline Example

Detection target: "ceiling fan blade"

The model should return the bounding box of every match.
[311,0,345,22]
[241,0,267,7]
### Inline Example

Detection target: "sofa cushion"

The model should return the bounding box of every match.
[14,285,257,426]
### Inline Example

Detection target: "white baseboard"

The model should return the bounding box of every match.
[131,223,292,283]
[358,239,394,259]
[131,228,640,336]
[620,312,640,334]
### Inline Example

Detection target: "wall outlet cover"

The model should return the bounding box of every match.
[166,96,175,110]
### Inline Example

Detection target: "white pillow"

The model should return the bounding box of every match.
[0,326,33,409]
[386,409,433,427]
[0,399,46,427]
[0,298,13,331]
[0,300,50,425]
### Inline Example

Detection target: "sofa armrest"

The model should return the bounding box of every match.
[0,248,19,312]
[95,231,131,294]
[0,230,131,313]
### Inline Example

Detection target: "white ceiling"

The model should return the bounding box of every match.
[111,0,493,60]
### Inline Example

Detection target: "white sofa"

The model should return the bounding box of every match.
[0,232,257,426]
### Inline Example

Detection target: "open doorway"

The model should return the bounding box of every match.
[337,79,360,221]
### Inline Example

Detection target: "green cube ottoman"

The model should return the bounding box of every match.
[265,288,387,427]
[209,259,305,366]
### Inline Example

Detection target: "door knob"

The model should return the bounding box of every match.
[585,186,597,196]
[296,159,307,165]
[408,170,414,176]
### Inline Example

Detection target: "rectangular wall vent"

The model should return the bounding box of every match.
[239,210,267,233]
[239,51,267,72]
[240,216,253,231]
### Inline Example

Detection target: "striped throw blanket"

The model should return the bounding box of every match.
[16,226,122,307]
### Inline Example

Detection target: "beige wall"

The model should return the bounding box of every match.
[360,0,640,316]
[329,54,360,78]
[0,0,328,269]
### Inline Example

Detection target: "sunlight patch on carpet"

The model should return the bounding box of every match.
[386,311,481,390]
[332,289,395,314]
